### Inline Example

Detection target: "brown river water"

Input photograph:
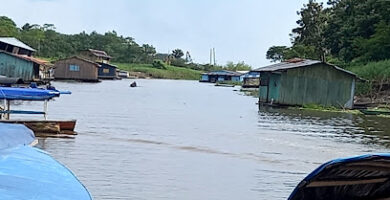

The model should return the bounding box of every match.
[11,79,390,200]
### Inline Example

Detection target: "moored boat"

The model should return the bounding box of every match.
[360,109,390,115]
[0,86,77,136]
[288,154,390,200]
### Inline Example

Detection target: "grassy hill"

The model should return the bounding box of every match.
[114,63,202,80]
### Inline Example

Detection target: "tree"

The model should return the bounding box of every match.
[0,16,18,37]
[291,0,328,61]
[266,45,319,62]
[225,61,252,71]
[355,21,390,61]
[172,49,184,59]
[324,0,390,62]
[266,46,290,62]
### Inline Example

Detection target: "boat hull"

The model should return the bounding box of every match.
[0,120,77,136]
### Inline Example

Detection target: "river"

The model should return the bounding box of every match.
[13,79,390,200]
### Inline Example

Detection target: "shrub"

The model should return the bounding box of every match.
[152,60,167,69]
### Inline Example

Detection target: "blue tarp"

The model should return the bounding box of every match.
[0,123,34,149]
[0,87,60,100]
[288,153,390,200]
[0,123,92,200]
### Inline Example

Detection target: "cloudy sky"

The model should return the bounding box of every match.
[0,0,326,67]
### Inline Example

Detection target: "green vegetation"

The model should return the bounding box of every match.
[218,81,242,86]
[240,89,259,98]
[348,60,390,96]
[266,0,390,99]
[0,16,157,63]
[0,16,253,80]
[114,63,202,80]
[299,104,361,114]
[267,0,390,64]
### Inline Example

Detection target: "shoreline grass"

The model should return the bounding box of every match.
[114,63,202,80]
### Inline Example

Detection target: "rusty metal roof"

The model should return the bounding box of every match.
[252,59,358,77]
[0,37,36,52]
[88,49,112,59]
[14,54,52,66]
[54,56,100,67]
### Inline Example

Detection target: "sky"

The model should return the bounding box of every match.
[0,0,326,68]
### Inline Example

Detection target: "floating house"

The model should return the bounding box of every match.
[97,62,118,79]
[0,37,35,56]
[0,51,49,82]
[252,59,359,109]
[0,38,51,82]
[79,49,111,64]
[53,56,99,82]
[200,70,242,83]
[242,71,261,88]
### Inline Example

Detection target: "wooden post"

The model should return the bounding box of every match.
[5,100,10,120]
[43,100,48,120]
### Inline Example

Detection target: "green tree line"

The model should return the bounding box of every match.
[0,16,252,72]
[266,0,390,66]
[0,16,156,63]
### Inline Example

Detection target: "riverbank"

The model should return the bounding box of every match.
[115,63,202,80]
[348,59,390,105]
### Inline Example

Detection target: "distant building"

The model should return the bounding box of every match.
[79,49,111,64]
[118,70,129,78]
[0,37,35,56]
[97,62,118,79]
[53,56,99,81]
[200,70,242,83]
[252,59,359,109]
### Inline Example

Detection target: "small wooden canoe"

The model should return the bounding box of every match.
[215,83,235,87]
[360,109,390,115]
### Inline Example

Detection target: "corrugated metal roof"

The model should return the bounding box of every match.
[0,37,36,52]
[54,56,100,67]
[14,54,52,66]
[204,70,242,76]
[252,59,358,77]
[97,62,117,68]
[88,49,112,58]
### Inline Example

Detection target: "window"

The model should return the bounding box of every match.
[103,68,110,73]
[69,64,80,71]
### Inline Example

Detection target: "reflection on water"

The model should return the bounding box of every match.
[12,79,389,200]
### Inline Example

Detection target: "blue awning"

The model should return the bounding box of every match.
[0,87,60,100]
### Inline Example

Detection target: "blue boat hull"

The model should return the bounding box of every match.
[0,123,92,200]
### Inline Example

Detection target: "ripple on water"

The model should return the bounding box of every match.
[20,80,390,200]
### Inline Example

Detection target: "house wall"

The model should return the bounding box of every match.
[231,76,241,82]
[54,57,98,81]
[98,64,117,79]
[259,72,281,103]
[0,52,34,81]
[260,63,355,108]
[201,74,209,81]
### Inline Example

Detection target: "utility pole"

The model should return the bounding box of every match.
[210,49,212,65]
[213,48,216,66]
